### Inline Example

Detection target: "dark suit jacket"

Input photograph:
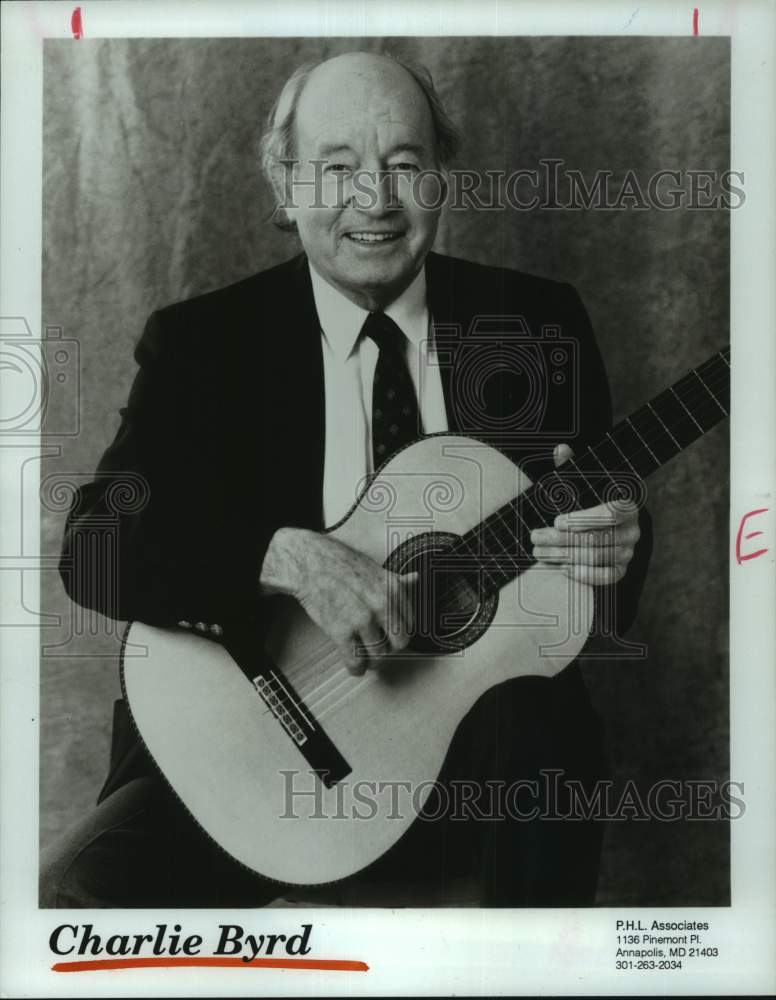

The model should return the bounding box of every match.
[60,251,652,801]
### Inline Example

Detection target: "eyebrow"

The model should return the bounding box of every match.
[316,141,428,159]
[383,142,427,158]
[317,144,356,158]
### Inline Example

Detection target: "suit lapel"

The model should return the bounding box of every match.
[426,252,475,433]
[267,252,326,529]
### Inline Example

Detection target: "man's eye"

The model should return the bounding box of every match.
[390,162,420,174]
[326,163,352,174]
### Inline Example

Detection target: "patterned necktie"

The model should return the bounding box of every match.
[361,311,423,468]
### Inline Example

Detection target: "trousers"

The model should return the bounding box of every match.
[40,669,607,908]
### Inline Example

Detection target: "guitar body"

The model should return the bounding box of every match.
[122,434,594,886]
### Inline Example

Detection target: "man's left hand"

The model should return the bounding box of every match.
[530,443,641,585]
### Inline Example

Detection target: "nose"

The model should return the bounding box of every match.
[348,167,401,216]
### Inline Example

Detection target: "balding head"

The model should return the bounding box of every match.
[296,53,434,163]
[261,52,460,214]
[261,51,459,310]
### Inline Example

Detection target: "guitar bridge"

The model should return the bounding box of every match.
[253,673,309,746]
[224,632,351,788]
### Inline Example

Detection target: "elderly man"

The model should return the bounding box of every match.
[43,51,651,907]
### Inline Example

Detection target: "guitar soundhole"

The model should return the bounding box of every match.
[384,531,498,654]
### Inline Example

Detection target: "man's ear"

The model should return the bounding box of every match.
[264,162,298,231]
[270,204,297,232]
[273,159,299,226]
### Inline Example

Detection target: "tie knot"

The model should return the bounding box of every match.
[360,312,405,354]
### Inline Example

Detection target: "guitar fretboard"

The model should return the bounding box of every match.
[452,346,730,591]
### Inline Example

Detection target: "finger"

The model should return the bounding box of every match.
[533,546,570,565]
[553,443,574,468]
[341,633,368,676]
[379,570,419,651]
[534,544,633,567]
[616,521,641,544]
[559,563,627,586]
[535,519,641,550]
[532,526,619,547]
[358,622,391,666]
[397,571,418,638]
[554,500,638,530]
[383,579,414,652]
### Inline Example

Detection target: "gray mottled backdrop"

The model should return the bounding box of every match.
[41,37,730,905]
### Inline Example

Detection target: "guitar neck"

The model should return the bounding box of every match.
[453,346,730,586]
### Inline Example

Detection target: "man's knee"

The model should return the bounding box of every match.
[39,841,74,908]
[39,777,163,908]
[40,839,107,908]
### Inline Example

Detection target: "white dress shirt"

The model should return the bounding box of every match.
[309,264,449,527]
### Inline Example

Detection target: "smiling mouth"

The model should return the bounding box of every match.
[345,232,403,244]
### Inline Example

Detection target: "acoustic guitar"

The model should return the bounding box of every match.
[122,346,729,885]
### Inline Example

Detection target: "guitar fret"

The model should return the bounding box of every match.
[493,522,528,565]
[455,532,479,559]
[647,401,681,449]
[625,416,660,465]
[497,504,531,564]
[691,368,728,416]
[586,444,608,475]
[483,517,506,557]
[461,510,527,570]
[585,443,635,498]
[669,385,705,432]
[491,506,525,557]
[560,462,602,509]
[479,565,500,594]
[606,431,639,476]
[590,435,628,475]
[518,488,553,531]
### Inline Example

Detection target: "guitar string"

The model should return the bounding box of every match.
[459,353,729,551]
[386,341,723,616]
[304,357,731,716]
[307,358,731,715]
[297,354,730,716]
[277,646,336,695]
[316,672,372,721]
[310,418,731,716]
[490,358,730,532]
[455,357,730,592]
[289,645,343,694]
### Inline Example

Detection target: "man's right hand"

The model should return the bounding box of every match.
[260,527,418,676]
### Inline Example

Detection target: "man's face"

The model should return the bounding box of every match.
[285,54,445,311]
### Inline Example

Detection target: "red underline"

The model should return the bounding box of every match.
[52,956,368,973]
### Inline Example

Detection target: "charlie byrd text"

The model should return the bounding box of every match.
[49,922,313,963]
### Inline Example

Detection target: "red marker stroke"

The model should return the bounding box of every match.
[71,7,84,39]
[52,956,368,973]
[736,508,769,564]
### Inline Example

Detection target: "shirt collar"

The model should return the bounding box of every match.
[309,262,429,361]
